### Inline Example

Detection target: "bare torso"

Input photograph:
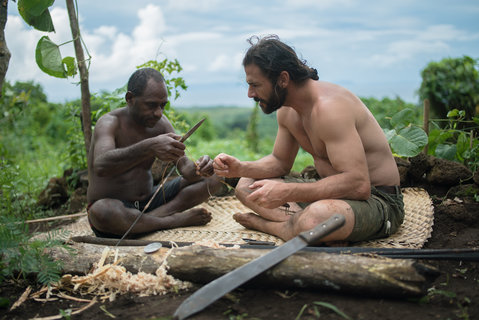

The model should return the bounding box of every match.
[279,81,399,186]
[87,107,172,203]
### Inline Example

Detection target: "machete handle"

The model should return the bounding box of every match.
[299,214,345,244]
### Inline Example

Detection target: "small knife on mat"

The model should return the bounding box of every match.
[173,213,346,320]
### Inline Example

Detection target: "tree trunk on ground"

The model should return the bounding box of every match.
[65,0,92,158]
[49,243,439,298]
[0,0,11,95]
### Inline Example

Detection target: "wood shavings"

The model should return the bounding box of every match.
[59,247,191,301]
[193,239,240,249]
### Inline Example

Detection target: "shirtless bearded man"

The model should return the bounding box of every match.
[87,68,222,238]
[213,35,404,243]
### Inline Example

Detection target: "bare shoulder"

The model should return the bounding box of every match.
[277,106,300,127]
[316,82,366,120]
[94,109,124,133]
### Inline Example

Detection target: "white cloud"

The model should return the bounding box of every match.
[4,1,479,106]
[367,24,474,67]
[165,0,223,12]
[208,52,243,72]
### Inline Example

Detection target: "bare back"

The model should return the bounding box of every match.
[278,81,399,187]
[87,107,173,203]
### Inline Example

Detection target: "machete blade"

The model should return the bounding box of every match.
[173,214,345,320]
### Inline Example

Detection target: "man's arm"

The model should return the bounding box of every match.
[92,114,185,177]
[247,101,371,209]
[214,110,300,179]
[280,103,371,202]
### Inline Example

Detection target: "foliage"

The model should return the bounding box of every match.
[383,109,429,157]
[178,106,278,140]
[0,215,71,285]
[35,35,77,78]
[361,96,423,129]
[17,0,55,32]
[17,0,78,78]
[186,132,313,173]
[419,56,479,120]
[427,109,479,171]
[246,103,260,152]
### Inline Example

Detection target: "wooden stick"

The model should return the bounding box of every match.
[25,212,87,224]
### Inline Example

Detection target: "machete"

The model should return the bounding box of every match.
[173,213,346,320]
[115,118,206,246]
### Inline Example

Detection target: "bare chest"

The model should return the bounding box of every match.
[288,119,326,159]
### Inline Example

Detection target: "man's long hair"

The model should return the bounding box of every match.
[242,35,319,85]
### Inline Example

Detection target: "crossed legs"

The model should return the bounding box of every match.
[233,177,355,242]
[88,176,223,237]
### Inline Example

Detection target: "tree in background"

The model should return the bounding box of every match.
[2,0,92,158]
[0,1,10,94]
[419,56,479,121]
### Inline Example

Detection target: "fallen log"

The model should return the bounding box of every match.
[49,243,439,297]
[166,246,439,297]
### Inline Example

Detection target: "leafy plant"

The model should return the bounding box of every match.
[361,96,422,129]
[427,109,479,171]
[383,108,429,157]
[419,56,479,121]
[17,0,78,78]
[0,215,72,285]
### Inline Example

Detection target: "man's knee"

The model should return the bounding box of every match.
[89,200,117,229]
[295,200,354,240]
[235,177,255,201]
[205,176,224,195]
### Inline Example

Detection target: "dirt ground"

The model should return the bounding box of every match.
[2,182,479,320]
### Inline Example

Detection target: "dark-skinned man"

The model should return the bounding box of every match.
[87,68,222,238]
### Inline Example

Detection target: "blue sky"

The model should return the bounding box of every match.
[5,0,479,107]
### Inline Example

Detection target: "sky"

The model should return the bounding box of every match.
[4,0,479,107]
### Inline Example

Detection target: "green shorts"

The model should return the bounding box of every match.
[282,176,405,242]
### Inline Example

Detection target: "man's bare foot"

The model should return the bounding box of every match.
[233,212,263,231]
[172,208,212,227]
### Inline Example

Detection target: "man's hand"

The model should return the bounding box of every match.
[150,133,185,162]
[195,155,215,177]
[246,180,288,209]
[213,153,241,177]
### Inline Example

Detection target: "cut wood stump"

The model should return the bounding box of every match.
[49,243,439,298]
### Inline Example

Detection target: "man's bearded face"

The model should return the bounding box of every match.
[254,82,287,114]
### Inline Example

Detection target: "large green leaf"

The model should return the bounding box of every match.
[390,108,415,130]
[20,0,55,16]
[35,36,66,78]
[17,0,55,32]
[435,144,457,160]
[390,126,428,157]
[62,56,77,77]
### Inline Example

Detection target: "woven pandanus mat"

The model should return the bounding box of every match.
[50,187,434,249]
[139,187,434,248]
[138,196,284,245]
[356,187,434,249]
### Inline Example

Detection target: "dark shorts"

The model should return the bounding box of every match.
[282,176,405,242]
[87,177,182,238]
